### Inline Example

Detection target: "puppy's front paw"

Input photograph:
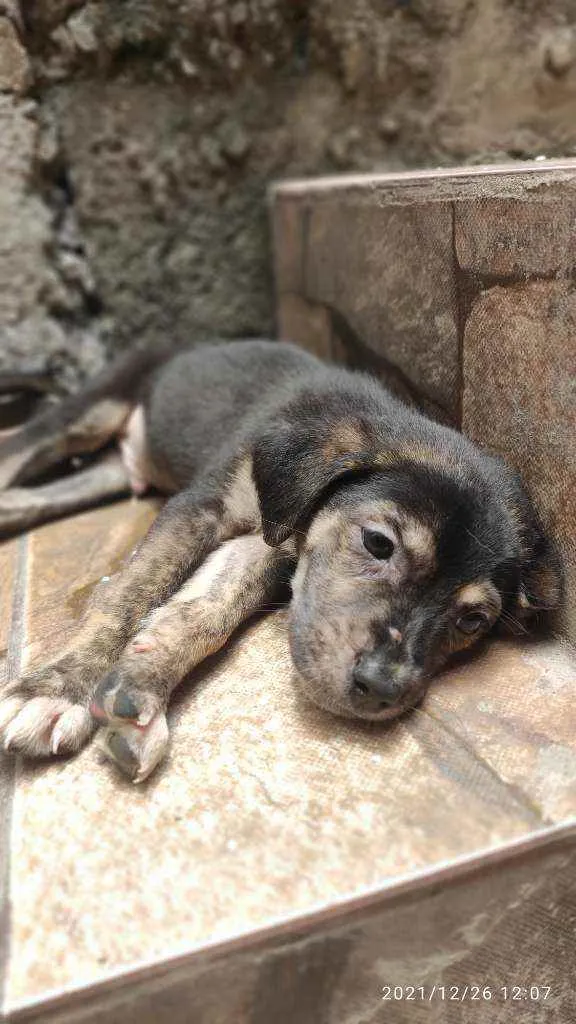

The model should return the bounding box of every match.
[91,671,169,783]
[0,665,95,757]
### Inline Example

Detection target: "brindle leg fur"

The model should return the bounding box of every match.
[0,341,172,491]
[0,451,131,536]
[91,535,293,781]
[0,393,132,491]
[0,484,242,762]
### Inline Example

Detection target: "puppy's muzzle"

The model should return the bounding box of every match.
[351,649,419,714]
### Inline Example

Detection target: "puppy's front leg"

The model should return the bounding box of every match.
[0,487,235,759]
[90,534,294,782]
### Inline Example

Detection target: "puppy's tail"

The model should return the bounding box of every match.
[0,339,177,490]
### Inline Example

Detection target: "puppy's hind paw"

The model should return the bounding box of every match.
[91,671,169,782]
[96,714,169,784]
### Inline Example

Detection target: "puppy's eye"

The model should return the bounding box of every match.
[456,611,489,635]
[362,528,395,561]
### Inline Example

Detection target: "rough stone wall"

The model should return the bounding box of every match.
[3,1,576,382]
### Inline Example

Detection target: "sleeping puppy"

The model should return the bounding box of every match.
[0,339,562,781]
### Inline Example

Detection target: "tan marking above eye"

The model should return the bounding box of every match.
[400,519,436,569]
[304,508,343,550]
[456,581,502,614]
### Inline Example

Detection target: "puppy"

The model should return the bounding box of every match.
[0,339,562,781]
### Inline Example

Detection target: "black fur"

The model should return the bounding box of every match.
[0,338,564,775]
[142,341,560,613]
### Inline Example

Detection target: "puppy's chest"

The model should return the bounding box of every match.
[223,456,261,531]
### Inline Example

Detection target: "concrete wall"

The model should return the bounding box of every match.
[4,1,576,382]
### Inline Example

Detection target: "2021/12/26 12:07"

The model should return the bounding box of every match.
[381,985,552,1001]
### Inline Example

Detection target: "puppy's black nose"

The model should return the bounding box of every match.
[352,651,404,708]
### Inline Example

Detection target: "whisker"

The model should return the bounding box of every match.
[402,703,429,717]
[463,525,498,557]
[260,517,308,541]
[499,608,530,635]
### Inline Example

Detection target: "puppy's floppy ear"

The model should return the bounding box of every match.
[252,419,377,545]
[514,526,563,616]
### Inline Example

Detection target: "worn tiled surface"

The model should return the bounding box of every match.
[0,500,575,1019]
[427,639,576,824]
[305,201,460,416]
[0,536,19,1008]
[0,534,18,677]
[272,162,576,423]
[0,500,160,1013]
[271,161,576,642]
[7,826,576,1024]
[21,497,159,670]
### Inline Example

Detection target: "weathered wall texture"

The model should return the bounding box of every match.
[3,1,576,382]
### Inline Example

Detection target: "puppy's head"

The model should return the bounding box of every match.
[253,416,562,721]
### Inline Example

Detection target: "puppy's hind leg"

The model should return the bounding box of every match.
[0,369,61,434]
[91,534,295,782]
[0,387,132,492]
[0,342,172,491]
[0,451,131,537]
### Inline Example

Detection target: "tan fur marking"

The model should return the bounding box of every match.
[322,421,369,463]
[304,508,342,552]
[68,399,131,450]
[373,451,399,469]
[119,406,151,495]
[373,444,444,471]
[290,556,307,598]
[456,581,501,610]
[397,440,453,470]
[117,534,285,692]
[223,456,260,530]
[446,630,478,655]
[400,518,436,569]
[171,537,261,603]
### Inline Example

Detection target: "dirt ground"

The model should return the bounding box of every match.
[3,0,576,384]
